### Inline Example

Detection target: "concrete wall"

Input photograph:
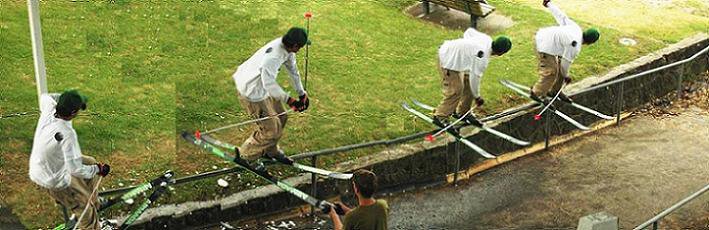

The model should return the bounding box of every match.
[130,34,708,229]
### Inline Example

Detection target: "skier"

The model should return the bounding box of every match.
[530,0,600,103]
[232,27,311,168]
[433,27,512,127]
[28,90,111,229]
[329,169,389,230]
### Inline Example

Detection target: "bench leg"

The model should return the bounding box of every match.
[471,15,478,28]
[464,2,478,29]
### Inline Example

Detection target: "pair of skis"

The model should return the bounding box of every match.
[403,100,530,159]
[404,80,613,158]
[118,181,171,230]
[55,171,175,230]
[500,80,614,131]
[410,99,531,146]
[198,134,352,180]
[181,132,343,214]
[99,171,175,212]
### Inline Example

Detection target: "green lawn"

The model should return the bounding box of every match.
[1,0,707,228]
[0,1,180,227]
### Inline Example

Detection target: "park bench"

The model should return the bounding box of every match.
[421,0,495,28]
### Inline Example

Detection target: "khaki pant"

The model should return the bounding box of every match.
[238,95,287,160]
[531,52,564,96]
[457,74,475,115]
[433,63,474,118]
[48,156,100,230]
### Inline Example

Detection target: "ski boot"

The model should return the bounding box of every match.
[453,113,484,127]
[264,150,294,165]
[558,92,573,103]
[234,147,269,175]
[548,91,573,103]
[530,90,553,105]
[98,196,110,211]
[432,116,452,128]
[99,218,118,230]
[529,89,544,103]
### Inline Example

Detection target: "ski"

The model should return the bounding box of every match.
[53,222,71,230]
[198,134,352,180]
[118,180,171,230]
[504,80,614,120]
[500,80,590,130]
[409,99,530,146]
[402,102,496,159]
[181,131,334,212]
[99,171,175,212]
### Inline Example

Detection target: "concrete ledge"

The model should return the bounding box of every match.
[128,34,708,229]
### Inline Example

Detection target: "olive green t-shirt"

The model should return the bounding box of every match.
[343,199,389,230]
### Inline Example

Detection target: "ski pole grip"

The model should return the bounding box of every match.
[334,203,346,215]
[318,201,332,213]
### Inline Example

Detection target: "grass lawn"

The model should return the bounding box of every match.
[2,0,707,228]
[0,1,180,227]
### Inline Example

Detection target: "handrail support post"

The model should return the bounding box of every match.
[616,82,624,126]
[310,156,318,218]
[676,63,685,99]
[544,111,550,150]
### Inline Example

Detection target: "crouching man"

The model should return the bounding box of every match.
[329,169,389,230]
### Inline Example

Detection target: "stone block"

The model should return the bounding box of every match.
[577,212,619,230]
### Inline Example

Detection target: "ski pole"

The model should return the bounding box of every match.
[73,176,103,230]
[304,11,312,91]
[534,81,567,120]
[198,108,294,137]
[425,109,472,142]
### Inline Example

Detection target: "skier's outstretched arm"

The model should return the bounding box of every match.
[544,1,574,26]
[284,54,306,97]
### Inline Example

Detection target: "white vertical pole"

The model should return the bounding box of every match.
[27,0,47,107]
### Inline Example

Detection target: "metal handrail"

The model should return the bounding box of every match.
[634,183,709,230]
[575,45,709,95]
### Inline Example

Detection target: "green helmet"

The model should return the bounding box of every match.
[56,89,88,117]
[283,27,311,47]
[492,36,512,55]
[583,28,600,44]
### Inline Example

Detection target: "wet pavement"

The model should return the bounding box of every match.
[219,104,708,230]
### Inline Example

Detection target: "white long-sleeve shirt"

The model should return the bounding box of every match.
[233,37,306,103]
[535,3,583,78]
[439,28,492,98]
[29,94,98,189]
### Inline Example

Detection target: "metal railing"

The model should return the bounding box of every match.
[634,183,709,230]
[574,45,709,126]
[101,44,709,216]
[575,45,709,95]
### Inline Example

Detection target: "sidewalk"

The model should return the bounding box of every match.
[388,105,709,229]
